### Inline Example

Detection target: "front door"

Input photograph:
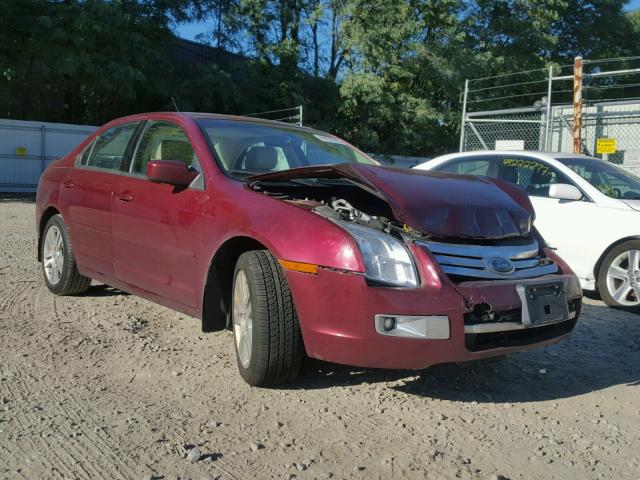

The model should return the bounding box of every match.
[112,120,208,308]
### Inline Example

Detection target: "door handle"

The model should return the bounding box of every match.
[62,180,74,189]
[116,192,133,202]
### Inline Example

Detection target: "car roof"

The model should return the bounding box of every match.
[105,111,320,133]
[428,150,596,164]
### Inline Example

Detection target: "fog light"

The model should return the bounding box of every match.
[374,315,450,339]
[383,317,396,332]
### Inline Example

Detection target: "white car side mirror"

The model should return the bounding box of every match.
[549,183,582,201]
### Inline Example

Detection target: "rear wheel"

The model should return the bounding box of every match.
[597,240,640,312]
[231,250,303,386]
[41,215,91,296]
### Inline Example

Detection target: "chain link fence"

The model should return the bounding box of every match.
[463,102,640,176]
[462,110,545,152]
[547,102,640,174]
[459,57,640,176]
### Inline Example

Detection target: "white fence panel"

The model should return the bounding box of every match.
[0,118,97,192]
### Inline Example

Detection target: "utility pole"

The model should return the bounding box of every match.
[573,56,583,154]
[544,65,553,150]
[459,79,469,152]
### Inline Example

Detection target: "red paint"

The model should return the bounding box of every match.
[36,112,581,371]
[287,268,578,369]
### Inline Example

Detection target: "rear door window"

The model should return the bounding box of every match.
[77,140,95,166]
[86,123,139,171]
[435,157,494,176]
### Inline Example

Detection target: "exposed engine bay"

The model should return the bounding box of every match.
[250,178,423,240]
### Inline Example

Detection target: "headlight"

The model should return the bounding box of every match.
[337,221,418,287]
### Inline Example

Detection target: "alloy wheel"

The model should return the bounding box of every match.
[43,225,64,285]
[606,249,640,307]
[233,270,253,368]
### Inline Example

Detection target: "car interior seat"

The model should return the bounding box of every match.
[500,165,519,184]
[244,146,279,172]
[528,168,554,196]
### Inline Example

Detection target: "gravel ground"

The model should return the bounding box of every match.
[0,197,639,480]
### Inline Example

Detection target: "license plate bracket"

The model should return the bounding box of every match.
[518,281,569,327]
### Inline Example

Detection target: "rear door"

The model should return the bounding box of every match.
[112,120,208,308]
[61,122,140,278]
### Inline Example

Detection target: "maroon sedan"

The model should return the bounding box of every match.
[36,112,582,386]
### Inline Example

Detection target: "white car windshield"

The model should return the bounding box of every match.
[197,119,376,177]
[558,157,640,200]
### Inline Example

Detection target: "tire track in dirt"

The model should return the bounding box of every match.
[1,359,140,480]
[0,281,32,319]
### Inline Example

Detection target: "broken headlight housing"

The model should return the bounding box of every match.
[338,221,418,288]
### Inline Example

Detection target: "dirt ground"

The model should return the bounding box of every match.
[0,197,639,480]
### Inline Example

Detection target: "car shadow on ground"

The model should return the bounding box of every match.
[291,302,640,403]
[85,284,130,297]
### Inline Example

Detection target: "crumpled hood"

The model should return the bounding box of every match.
[250,164,535,240]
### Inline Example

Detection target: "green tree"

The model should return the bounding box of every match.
[0,0,187,123]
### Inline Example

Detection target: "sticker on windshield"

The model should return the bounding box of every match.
[314,134,347,145]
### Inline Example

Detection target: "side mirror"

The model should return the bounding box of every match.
[549,183,582,201]
[147,160,198,187]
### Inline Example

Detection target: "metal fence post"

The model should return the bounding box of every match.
[573,56,583,154]
[41,125,46,174]
[544,65,553,151]
[459,79,469,152]
[299,105,303,126]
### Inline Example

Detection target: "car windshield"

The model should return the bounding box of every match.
[557,157,640,200]
[197,119,376,177]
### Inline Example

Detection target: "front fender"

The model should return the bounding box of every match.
[201,185,365,277]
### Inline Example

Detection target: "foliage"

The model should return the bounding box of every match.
[1,0,640,155]
[0,0,180,123]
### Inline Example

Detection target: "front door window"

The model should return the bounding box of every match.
[131,121,201,181]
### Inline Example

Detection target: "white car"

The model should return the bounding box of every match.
[415,151,640,311]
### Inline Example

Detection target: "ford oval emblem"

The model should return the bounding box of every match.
[486,256,515,274]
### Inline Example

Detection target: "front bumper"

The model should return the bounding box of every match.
[285,267,581,370]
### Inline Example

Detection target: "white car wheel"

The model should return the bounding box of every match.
[598,240,640,311]
[605,250,640,307]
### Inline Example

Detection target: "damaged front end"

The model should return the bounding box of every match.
[249,163,562,284]
[249,163,582,359]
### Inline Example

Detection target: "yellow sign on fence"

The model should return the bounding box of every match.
[596,138,617,154]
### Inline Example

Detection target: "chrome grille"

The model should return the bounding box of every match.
[418,239,558,280]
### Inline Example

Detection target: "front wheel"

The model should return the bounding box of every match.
[597,240,640,312]
[231,250,304,386]
[41,214,91,296]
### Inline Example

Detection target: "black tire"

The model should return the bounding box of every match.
[597,239,640,312]
[231,250,304,386]
[41,214,91,296]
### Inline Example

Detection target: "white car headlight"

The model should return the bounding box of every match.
[337,221,418,287]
